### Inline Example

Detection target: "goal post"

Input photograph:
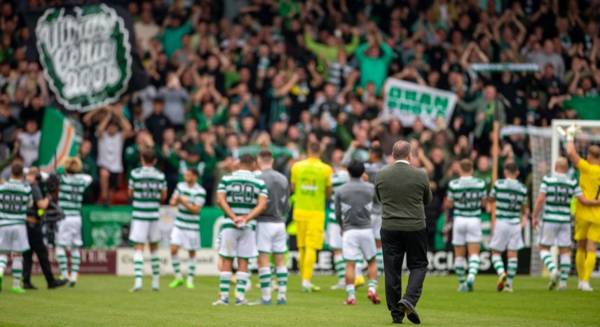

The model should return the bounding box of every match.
[501,119,600,275]
[551,119,600,172]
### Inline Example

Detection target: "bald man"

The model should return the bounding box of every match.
[375,141,432,324]
[532,158,599,290]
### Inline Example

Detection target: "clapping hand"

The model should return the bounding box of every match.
[557,124,580,142]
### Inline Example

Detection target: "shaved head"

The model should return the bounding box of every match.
[588,145,600,163]
[555,157,568,173]
[392,141,411,160]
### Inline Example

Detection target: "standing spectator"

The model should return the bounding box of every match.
[134,10,160,54]
[458,85,506,155]
[355,32,395,94]
[95,107,132,205]
[527,39,566,79]
[16,119,40,168]
[145,97,171,145]
[158,73,189,129]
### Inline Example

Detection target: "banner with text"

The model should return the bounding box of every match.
[23,2,148,112]
[383,78,457,129]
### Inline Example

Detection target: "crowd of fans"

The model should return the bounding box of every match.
[1,0,599,238]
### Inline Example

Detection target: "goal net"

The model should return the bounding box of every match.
[501,119,600,275]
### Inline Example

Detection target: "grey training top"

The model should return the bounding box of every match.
[335,178,375,231]
[365,160,386,216]
[257,168,289,223]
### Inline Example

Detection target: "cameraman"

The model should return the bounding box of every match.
[22,167,67,289]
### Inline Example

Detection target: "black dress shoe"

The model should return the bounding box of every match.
[392,314,405,324]
[48,279,69,289]
[398,299,421,325]
[23,283,38,290]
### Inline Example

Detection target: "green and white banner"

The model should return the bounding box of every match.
[38,107,82,170]
[81,205,226,249]
[383,78,457,129]
[35,4,132,111]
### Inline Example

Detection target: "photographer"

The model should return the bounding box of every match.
[22,167,67,289]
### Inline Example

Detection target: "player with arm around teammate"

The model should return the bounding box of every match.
[446,159,487,292]
[168,168,206,290]
[214,154,268,305]
[55,157,92,287]
[129,150,167,292]
[256,150,290,305]
[487,161,528,292]
[532,157,599,290]
[336,161,380,305]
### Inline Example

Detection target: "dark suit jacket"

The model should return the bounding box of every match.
[375,161,432,231]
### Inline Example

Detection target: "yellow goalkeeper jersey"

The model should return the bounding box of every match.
[575,159,600,224]
[291,157,332,221]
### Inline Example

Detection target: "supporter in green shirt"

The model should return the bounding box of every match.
[355,36,394,94]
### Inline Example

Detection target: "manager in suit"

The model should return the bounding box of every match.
[375,140,432,325]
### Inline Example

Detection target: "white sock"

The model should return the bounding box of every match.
[560,253,571,284]
[259,267,272,301]
[276,266,288,299]
[56,246,69,279]
[454,256,466,284]
[187,256,196,285]
[171,254,182,279]
[368,279,377,293]
[0,254,7,275]
[346,284,356,300]
[467,255,480,281]
[540,250,557,274]
[12,256,22,288]
[492,253,505,276]
[219,271,232,301]
[235,271,250,300]
[70,248,81,282]
[151,250,160,289]
[133,250,143,288]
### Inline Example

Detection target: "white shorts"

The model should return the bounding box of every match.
[219,227,257,259]
[170,227,201,251]
[256,222,287,254]
[489,220,523,251]
[327,223,343,250]
[129,220,161,244]
[539,221,572,248]
[342,229,377,262]
[0,224,29,253]
[452,218,482,246]
[56,217,83,247]
[371,213,382,240]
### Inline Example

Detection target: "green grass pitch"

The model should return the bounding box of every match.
[1,275,599,326]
